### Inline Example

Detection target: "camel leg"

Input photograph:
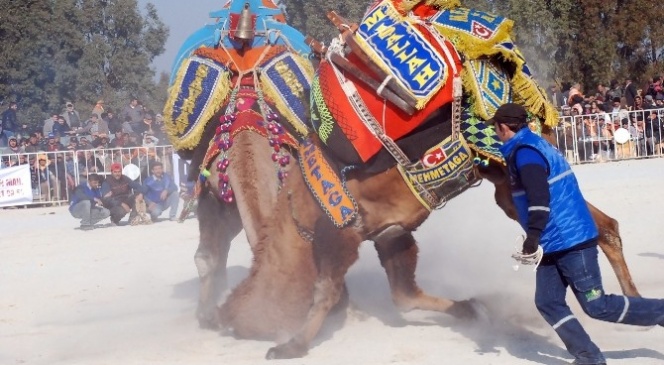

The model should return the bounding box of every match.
[266,218,362,360]
[587,202,640,297]
[373,231,482,319]
[487,166,641,297]
[194,191,242,329]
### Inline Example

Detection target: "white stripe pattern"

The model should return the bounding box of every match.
[528,206,550,212]
[617,296,630,323]
[552,314,576,330]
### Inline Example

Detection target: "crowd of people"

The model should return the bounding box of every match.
[549,76,664,161]
[0,98,169,154]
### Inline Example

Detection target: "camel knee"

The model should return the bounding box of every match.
[194,249,215,278]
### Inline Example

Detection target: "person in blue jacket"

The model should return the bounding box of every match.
[69,173,110,230]
[142,162,179,221]
[490,103,664,365]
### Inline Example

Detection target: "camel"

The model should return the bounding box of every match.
[162,0,319,337]
[212,1,641,359]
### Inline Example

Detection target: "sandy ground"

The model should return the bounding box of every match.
[1,158,664,365]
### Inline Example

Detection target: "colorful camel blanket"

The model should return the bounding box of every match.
[298,138,357,228]
[164,46,313,151]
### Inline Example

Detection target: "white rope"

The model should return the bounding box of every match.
[376,75,393,96]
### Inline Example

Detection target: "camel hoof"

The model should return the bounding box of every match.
[196,307,220,330]
[448,299,490,323]
[265,341,308,360]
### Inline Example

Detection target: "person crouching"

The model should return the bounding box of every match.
[69,174,110,230]
[142,162,179,221]
[101,163,146,225]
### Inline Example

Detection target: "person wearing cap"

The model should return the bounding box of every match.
[69,173,110,231]
[78,113,110,137]
[101,163,146,225]
[644,94,655,108]
[63,102,82,129]
[142,161,179,221]
[45,133,65,152]
[490,103,664,365]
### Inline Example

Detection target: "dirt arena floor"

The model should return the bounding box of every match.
[2,158,663,365]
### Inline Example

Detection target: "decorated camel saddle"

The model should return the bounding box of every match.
[303,0,558,225]
[163,0,314,202]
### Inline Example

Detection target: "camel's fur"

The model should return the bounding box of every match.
[194,131,317,338]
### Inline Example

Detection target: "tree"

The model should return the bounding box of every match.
[0,0,168,132]
[282,0,664,93]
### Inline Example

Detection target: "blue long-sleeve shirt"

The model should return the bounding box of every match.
[142,173,177,203]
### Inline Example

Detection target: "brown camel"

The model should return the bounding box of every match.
[214,1,639,357]
[162,0,320,337]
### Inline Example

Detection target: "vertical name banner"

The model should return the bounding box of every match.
[0,165,33,207]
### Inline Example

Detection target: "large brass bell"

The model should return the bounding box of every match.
[234,3,255,41]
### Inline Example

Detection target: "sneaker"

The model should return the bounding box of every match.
[80,225,95,231]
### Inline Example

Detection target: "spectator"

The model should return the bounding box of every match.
[4,136,23,154]
[0,123,9,148]
[65,136,79,151]
[44,133,64,152]
[63,102,82,129]
[69,173,110,231]
[644,94,655,108]
[92,99,105,118]
[109,130,125,148]
[43,113,59,137]
[52,115,71,138]
[101,163,146,225]
[77,114,110,138]
[24,133,42,153]
[1,101,19,137]
[92,136,110,149]
[644,108,663,156]
[78,136,92,150]
[645,76,663,100]
[32,154,60,202]
[103,110,121,134]
[142,133,159,148]
[656,94,664,108]
[142,161,179,221]
[120,97,144,132]
[79,150,105,174]
[607,79,622,101]
[624,78,638,109]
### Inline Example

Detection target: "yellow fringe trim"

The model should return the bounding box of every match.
[510,70,559,128]
[431,15,514,61]
[163,58,232,151]
[460,61,490,121]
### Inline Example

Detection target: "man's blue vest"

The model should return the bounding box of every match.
[499,128,598,254]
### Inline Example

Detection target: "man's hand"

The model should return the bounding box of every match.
[522,230,541,254]
[160,190,168,201]
[94,198,103,207]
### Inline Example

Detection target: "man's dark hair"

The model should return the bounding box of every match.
[151,161,163,170]
[88,174,102,182]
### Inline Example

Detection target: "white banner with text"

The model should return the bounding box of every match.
[0,165,34,207]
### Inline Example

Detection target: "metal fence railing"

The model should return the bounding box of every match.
[553,107,664,164]
[0,146,175,208]
[2,106,663,207]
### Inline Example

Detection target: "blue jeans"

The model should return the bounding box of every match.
[535,245,664,364]
[147,191,180,220]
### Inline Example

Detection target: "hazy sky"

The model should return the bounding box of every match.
[137,0,225,75]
